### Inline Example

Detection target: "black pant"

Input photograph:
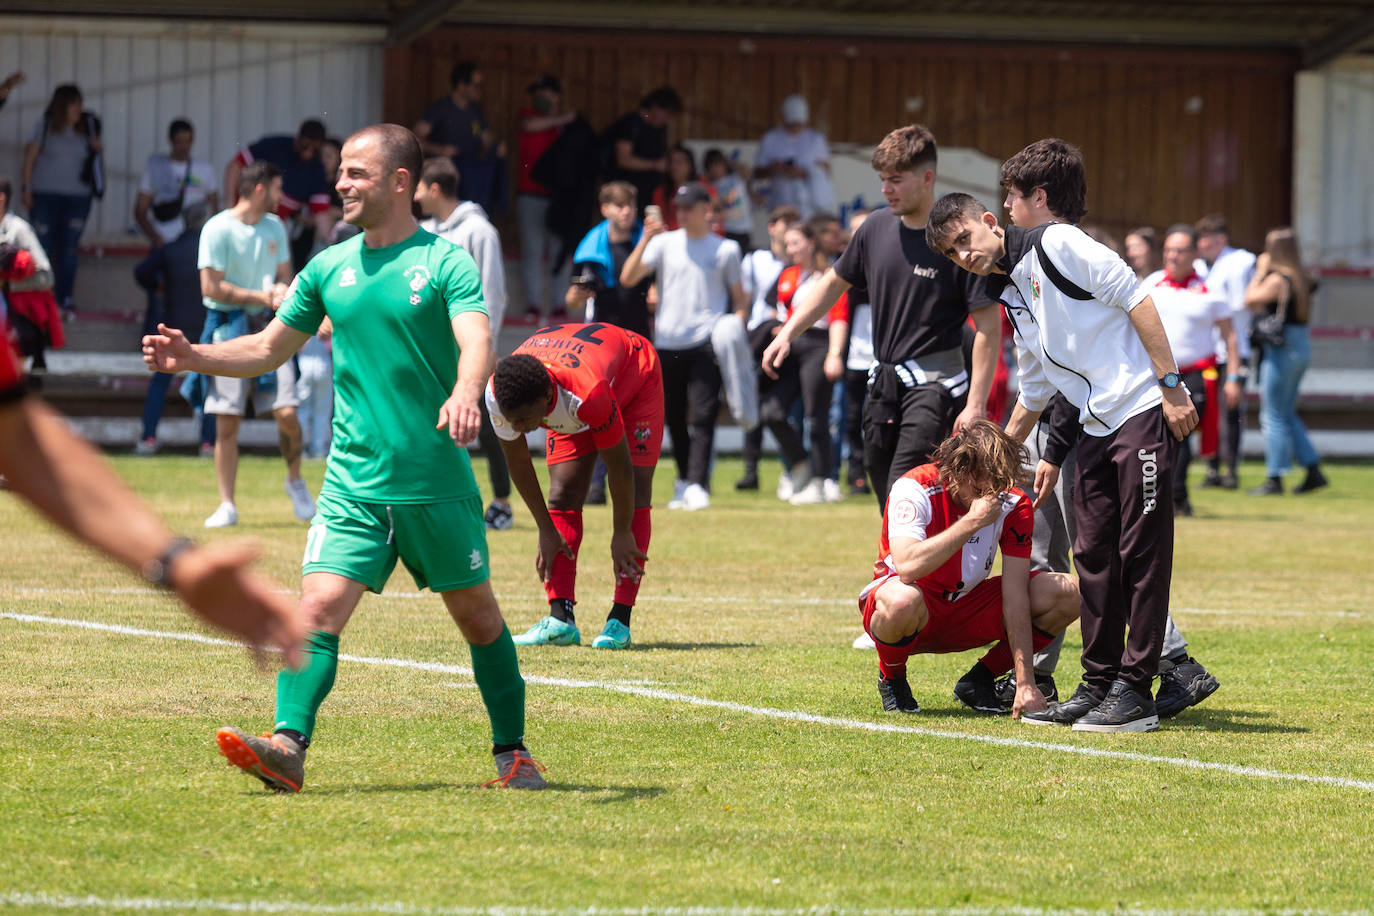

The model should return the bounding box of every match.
[660,342,722,488]
[843,367,868,487]
[791,329,835,479]
[745,363,807,474]
[477,400,511,500]
[1174,370,1207,506]
[1073,406,1177,692]
[1208,359,1243,477]
[863,382,961,513]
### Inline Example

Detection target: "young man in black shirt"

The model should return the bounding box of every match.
[565,181,653,340]
[604,87,682,218]
[762,124,1000,512]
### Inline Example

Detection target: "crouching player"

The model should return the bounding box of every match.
[487,322,662,649]
[860,419,1080,717]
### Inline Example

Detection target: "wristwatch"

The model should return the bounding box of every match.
[143,536,195,589]
[1158,371,1181,389]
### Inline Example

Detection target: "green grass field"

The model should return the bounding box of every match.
[3,454,1373,915]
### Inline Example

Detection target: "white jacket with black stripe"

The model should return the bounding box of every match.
[994,223,1162,437]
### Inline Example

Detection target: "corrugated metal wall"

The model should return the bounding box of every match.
[0,17,384,241]
[385,26,1295,251]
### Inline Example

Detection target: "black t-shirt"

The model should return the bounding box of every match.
[576,240,653,340]
[606,110,667,210]
[833,206,994,364]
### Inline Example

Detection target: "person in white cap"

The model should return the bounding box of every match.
[754,94,834,219]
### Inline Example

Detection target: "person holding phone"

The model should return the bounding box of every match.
[565,181,653,340]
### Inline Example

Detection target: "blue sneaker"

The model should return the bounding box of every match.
[591,618,632,649]
[512,616,581,646]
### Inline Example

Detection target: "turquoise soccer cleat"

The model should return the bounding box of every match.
[591,618,632,650]
[512,615,581,646]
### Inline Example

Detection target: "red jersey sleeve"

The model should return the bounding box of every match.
[826,290,850,326]
[575,379,625,450]
[0,318,27,402]
[998,490,1035,560]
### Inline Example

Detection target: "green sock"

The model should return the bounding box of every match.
[274,630,339,741]
[469,625,525,747]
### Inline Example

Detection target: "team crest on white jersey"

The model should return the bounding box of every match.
[339,266,356,288]
[405,265,432,306]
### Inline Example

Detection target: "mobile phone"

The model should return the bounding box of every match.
[571,274,596,288]
[645,204,663,223]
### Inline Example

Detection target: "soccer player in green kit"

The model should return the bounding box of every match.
[142,124,545,791]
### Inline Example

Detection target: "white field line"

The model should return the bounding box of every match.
[2,897,1369,916]
[0,584,1365,618]
[4,611,1373,794]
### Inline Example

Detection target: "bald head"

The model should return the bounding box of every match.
[344,124,423,193]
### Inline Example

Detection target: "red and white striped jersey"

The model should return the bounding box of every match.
[861,463,1033,603]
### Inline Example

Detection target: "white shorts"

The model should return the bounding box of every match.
[204,356,301,417]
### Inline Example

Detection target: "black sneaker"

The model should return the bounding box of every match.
[953,668,1007,715]
[1020,681,1102,726]
[1219,472,1239,490]
[1072,680,1159,732]
[1294,464,1329,494]
[734,473,759,491]
[994,672,1059,707]
[877,674,919,714]
[484,501,514,531]
[1198,468,1223,488]
[1248,477,1284,496]
[1155,655,1220,718]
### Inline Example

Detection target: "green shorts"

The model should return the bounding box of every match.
[302,492,490,593]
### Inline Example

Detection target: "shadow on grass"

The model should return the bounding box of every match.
[305,782,667,801]
[631,641,759,651]
[1168,707,1308,734]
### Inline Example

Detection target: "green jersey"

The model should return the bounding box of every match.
[277,228,487,503]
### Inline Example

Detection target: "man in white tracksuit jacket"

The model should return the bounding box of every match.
[926,190,1199,733]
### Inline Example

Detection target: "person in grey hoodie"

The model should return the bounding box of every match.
[415,157,514,531]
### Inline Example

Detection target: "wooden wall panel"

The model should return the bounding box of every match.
[387,27,1295,249]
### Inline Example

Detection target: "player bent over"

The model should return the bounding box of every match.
[143,124,544,791]
[859,420,1080,717]
[487,322,662,649]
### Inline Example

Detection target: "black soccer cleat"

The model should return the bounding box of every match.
[1072,680,1159,732]
[994,672,1059,707]
[1020,681,1103,726]
[954,666,1008,715]
[1154,655,1220,719]
[877,674,919,714]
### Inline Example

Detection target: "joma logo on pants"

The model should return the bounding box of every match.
[1138,448,1158,514]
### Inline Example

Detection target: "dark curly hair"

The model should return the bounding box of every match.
[492,354,552,412]
[930,418,1028,498]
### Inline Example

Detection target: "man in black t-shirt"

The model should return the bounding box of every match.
[414,62,505,215]
[566,181,653,339]
[604,87,682,218]
[762,124,1000,512]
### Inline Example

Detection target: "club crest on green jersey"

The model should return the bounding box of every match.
[404,265,433,306]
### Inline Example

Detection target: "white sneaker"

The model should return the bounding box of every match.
[285,476,316,521]
[789,478,826,505]
[776,472,794,501]
[205,502,239,528]
[682,482,711,511]
[852,631,877,650]
[823,479,843,503]
[668,478,689,510]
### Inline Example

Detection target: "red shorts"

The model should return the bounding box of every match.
[860,571,1042,655]
[545,343,664,468]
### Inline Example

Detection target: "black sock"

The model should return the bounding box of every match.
[492,742,527,756]
[873,630,918,648]
[961,661,995,684]
[550,598,575,624]
[274,728,309,751]
[608,602,632,626]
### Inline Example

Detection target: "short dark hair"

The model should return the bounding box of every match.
[641,86,682,113]
[806,212,839,234]
[703,148,728,172]
[0,177,11,205]
[347,124,425,192]
[238,161,282,199]
[297,119,327,142]
[167,118,193,141]
[925,192,991,253]
[598,181,636,206]
[871,124,937,175]
[999,138,1087,225]
[420,157,460,198]
[450,62,477,90]
[1164,223,1198,247]
[492,354,552,412]
[1195,214,1229,238]
[767,204,801,225]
